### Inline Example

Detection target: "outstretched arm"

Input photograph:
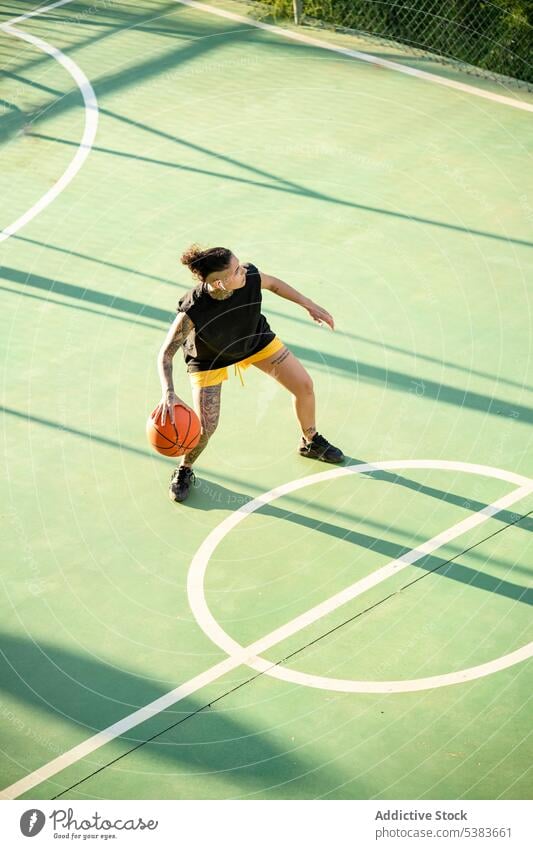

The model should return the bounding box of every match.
[260,271,335,330]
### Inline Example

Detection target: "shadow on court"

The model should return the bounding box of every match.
[3,17,532,251]
[3,263,532,426]
[3,402,532,573]
[0,265,174,323]
[0,283,164,331]
[13,235,181,288]
[341,457,533,533]
[0,631,347,799]
[0,0,207,89]
[199,470,533,582]
[289,343,533,426]
[188,476,533,607]
[16,119,533,250]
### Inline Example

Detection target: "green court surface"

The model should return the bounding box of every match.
[1,0,532,801]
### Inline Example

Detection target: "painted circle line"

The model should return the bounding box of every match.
[188,460,533,694]
[0,3,98,243]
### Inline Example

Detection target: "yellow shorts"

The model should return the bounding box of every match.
[188,336,285,388]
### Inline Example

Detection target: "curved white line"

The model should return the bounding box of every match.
[2,460,531,799]
[188,460,533,694]
[0,16,98,242]
[245,642,533,694]
[3,0,76,27]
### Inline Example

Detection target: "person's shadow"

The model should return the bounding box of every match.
[190,453,532,534]
[340,453,533,534]
[190,475,257,512]
[184,462,532,606]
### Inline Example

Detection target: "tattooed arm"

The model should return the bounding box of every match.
[156,312,194,424]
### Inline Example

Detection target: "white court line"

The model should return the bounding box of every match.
[2,461,531,799]
[0,2,98,243]
[2,0,76,27]
[174,0,533,113]
[0,0,528,242]
[187,460,533,693]
[0,0,529,239]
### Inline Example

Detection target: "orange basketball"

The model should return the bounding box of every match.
[146,403,201,457]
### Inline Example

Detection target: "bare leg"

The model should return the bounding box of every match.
[181,383,222,467]
[252,347,317,441]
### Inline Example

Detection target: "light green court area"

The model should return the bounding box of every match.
[1,0,532,801]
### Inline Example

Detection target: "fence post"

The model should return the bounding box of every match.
[293,0,302,25]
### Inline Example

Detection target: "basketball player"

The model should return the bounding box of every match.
[157,245,344,502]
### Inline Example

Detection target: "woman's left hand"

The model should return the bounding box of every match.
[305,300,335,330]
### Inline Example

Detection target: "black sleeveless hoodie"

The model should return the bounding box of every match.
[176,262,275,373]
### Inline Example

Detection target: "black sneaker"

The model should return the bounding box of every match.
[169,465,197,502]
[299,432,344,464]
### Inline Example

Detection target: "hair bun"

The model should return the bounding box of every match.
[180,243,204,270]
[180,244,233,281]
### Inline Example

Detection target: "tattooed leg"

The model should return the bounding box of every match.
[252,348,317,439]
[265,347,291,374]
[181,384,222,467]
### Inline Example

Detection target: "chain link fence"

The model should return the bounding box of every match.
[253,1,533,88]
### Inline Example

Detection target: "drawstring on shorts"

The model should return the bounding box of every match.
[234,363,245,387]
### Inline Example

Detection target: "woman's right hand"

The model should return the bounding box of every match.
[157,390,184,426]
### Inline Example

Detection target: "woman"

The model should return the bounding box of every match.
[157,245,344,503]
